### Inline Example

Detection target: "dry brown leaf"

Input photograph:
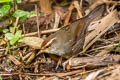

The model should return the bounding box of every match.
[85,0,104,15]
[83,10,119,51]
[23,37,44,49]
[96,47,114,56]
[53,13,60,29]
[25,51,36,64]
[68,55,120,69]
[7,54,21,66]
[73,1,83,18]
[64,2,74,26]
[64,1,83,26]
[0,38,7,46]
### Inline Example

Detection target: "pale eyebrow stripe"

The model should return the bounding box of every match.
[45,37,56,47]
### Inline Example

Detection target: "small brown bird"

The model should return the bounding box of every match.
[41,4,105,59]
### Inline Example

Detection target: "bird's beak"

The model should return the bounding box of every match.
[36,49,45,56]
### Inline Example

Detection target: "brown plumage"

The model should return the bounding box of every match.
[41,4,105,58]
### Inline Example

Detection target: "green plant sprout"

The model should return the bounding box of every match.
[5,28,24,45]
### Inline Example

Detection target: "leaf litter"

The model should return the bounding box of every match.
[0,0,120,80]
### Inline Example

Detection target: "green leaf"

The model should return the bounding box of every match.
[30,11,36,15]
[10,30,22,45]
[0,5,11,19]
[0,75,2,80]
[5,30,23,45]
[18,37,24,42]
[10,27,14,33]
[2,5,11,12]
[13,10,40,22]
[19,16,28,22]
[0,0,13,3]
[0,9,4,18]
[10,36,19,45]
[13,9,28,18]
[5,33,14,40]
[30,11,40,16]
[16,25,20,29]
[118,41,120,48]
[15,30,22,37]
[16,0,22,3]
[19,11,38,22]
[3,29,9,33]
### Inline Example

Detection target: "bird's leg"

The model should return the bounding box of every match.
[56,57,62,70]
[62,57,72,70]
[62,55,76,70]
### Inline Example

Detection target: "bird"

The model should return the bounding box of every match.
[40,5,105,68]
[41,4,105,57]
[40,4,105,69]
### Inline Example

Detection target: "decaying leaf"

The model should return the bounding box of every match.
[23,37,44,49]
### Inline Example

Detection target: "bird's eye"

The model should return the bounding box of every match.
[46,43,51,48]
